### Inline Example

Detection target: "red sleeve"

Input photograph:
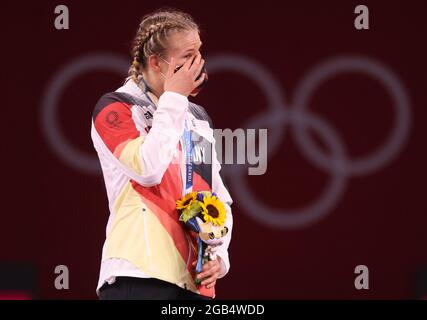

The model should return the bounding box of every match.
[93,96,140,154]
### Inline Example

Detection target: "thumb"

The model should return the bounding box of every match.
[166,56,175,78]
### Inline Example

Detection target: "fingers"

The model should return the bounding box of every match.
[193,58,205,81]
[193,259,220,289]
[199,262,219,288]
[202,276,217,289]
[196,260,220,280]
[194,72,206,87]
[164,52,205,97]
[183,52,197,70]
[166,56,176,78]
[190,52,202,70]
[189,52,202,72]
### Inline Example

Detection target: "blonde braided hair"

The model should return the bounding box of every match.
[128,8,200,83]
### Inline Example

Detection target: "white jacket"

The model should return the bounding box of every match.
[91,78,233,298]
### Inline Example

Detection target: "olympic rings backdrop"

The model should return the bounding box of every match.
[3,0,427,299]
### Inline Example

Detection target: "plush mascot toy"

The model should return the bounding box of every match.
[176,191,228,278]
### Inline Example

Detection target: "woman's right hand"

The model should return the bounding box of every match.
[163,52,206,97]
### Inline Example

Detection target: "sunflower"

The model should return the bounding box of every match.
[176,191,197,210]
[200,195,227,226]
[179,201,203,223]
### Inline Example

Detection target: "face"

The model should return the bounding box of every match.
[162,29,203,71]
[147,29,206,96]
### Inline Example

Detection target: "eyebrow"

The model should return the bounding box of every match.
[184,42,203,53]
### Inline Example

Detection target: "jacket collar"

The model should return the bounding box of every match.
[117,77,159,108]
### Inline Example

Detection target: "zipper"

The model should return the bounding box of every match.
[142,205,152,270]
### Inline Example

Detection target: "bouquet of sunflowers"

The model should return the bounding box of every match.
[176,191,228,284]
